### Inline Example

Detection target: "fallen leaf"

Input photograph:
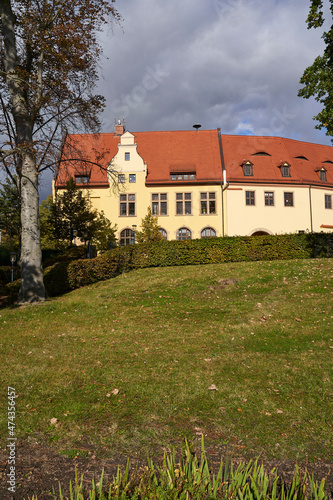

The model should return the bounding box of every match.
[208,384,218,391]
[50,417,58,425]
[204,358,211,362]
[111,388,119,395]
[277,410,283,414]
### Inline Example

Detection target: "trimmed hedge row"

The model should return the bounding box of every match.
[3,232,333,301]
[113,233,314,271]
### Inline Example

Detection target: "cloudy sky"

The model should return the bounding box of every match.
[40,0,331,197]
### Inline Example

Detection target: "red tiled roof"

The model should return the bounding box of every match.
[55,130,333,188]
[56,133,120,186]
[222,135,333,186]
[135,130,222,183]
[55,129,222,187]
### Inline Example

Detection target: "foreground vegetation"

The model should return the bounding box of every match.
[1,259,332,468]
[44,440,328,499]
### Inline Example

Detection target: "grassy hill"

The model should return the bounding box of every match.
[1,258,332,464]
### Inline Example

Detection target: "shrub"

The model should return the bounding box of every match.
[3,280,21,304]
[67,253,120,289]
[44,261,71,297]
[0,266,20,288]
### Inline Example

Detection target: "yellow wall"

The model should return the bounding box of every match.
[225,183,333,235]
[83,131,224,241]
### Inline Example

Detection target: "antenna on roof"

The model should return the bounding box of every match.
[193,124,201,133]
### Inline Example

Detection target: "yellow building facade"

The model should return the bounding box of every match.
[54,125,333,242]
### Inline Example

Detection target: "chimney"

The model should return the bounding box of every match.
[114,118,125,135]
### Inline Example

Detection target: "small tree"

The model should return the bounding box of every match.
[39,195,61,250]
[135,207,165,244]
[0,176,20,249]
[41,179,117,251]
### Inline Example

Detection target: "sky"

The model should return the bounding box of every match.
[39,0,331,198]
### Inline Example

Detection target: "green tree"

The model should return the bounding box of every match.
[298,1,333,139]
[0,0,120,302]
[41,179,117,251]
[135,207,165,244]
[39,195,60,250]
[0,176,20,248]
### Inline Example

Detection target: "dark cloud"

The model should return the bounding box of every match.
[98,0,330,145]
[39,0,331,199]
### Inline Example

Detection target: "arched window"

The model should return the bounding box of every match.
[177,227,191,240]
[201,227,216,238]
[158,228,168,240]
[120,229,135,246]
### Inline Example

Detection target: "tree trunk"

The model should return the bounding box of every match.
[18,148,45,303]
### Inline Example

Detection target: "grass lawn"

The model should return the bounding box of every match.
[1,258,332,463]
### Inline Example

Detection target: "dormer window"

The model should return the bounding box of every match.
[243,161,253,176]
[252,151,271,156]
[75,175,89,184]
[319,168,327,182]
[280,162,291,177]
[170,172,196,181]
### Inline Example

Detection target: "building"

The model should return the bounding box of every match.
[54,122,333,243]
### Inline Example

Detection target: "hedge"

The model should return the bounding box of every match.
[110,233,327,273]
[2,232,332,302]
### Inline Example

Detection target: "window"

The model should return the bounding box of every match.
[152,193,168,215]
[243,162,253,176]
[125,152,130,161]
[75,175,89,184]
[129,174,136,183]
[284,192,294,207]
[200,192,216,214]
[325,194,332,209]
[120,194,136,216]
[320,169,327,182]
[170,172,196,180]
[281,163,291,177]
[252,152,271,157]
[177,227,191,240]
[118,174,125,183]
[264,192,274,206]
[119,229,135,246]
[176,193,192,215]
[245,191,255,206]
[159,228,167,240]
[201,227,216,238]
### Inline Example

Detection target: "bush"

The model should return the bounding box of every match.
[108,233,316,272]
[0,265,20,288]
[3,279,21,304]
[44,261,71,297]
[67,253,120,289]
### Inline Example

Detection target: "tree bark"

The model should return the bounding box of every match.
[18,148,45,303]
